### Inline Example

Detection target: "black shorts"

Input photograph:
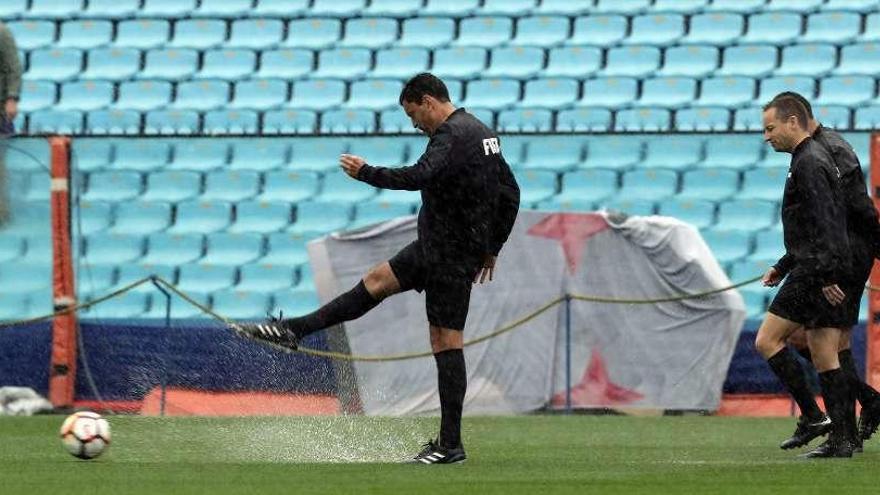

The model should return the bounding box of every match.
[842,257,873,327]
[388,240,480,330]
[769,269,850,329]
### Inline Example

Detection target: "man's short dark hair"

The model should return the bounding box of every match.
[399,73,450,105]
[773,91,814,120]
[763,95,809,131]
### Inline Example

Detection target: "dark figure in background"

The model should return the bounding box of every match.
[0,20,21,226]
[234,73,521,464]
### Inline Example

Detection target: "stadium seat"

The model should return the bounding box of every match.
[579,77,637,109]
[210,290,271,319]
[81,47,141,81]
[422,0,479,16]
[763,0,824,12]
[57,20,112,49]
[142,233,204,265]
[112,140,171,171]
[803,12,861,44]
[28,110,84,134]
[583,136,642,171]
[317,170,378,203]
[543,46,601,78]
[203,110,259,135]
[697,77,756,107]
[657,45,719,77]
[732,106,764,132]
[514,170,558,205]
[511,16,569,46]
[168,200,232,234]
[71,140,112,172]
[854,105,880,130]
[701,229,752,264]
[339,18,398,49]
[290,201,351,234]
[430,47,487,79]
[836,43,880,76]
[252,0,310,17]
[813,105,852,129]
[822,0,880,12]
[115,19,171,49]
[679,168,739,201]
[201,232,264,265]
[715,200,777,231]
[757,76,816,104]
[557,169,618,203]
[7,21,56,50]
[568,15,628,46]
[741,13,802,45]
[262,110,318,134]
[282,18,342,49]
[497,109,553,133]
[346,79,403,111]
[362,0,422,17]
[485,47,545,79]
[272,288,320,315]
[352,201,414,229]
[192,0,252,17]
[717,45,778,78]
[861,13,880,42]
[816,76,876,106]
[262,232,315,265]
[84,233,143,264]
[775,44,837,77]
[456,17,513,48]
[81,0,140,18]
[756,146,792,168]
[109,201,171,235]
[371,48,429,79]
[310,0,367,17]
[532,0,592,15]
[556,107,612,132]
[683,13,744,46]
[171,80,230,112]
[658,199,716,229]
[520,137,583,172]
[24,172,49,201]
[615,108,672,132]
[87,110,141,135]
[739,167,787,201]
[27,48,83,81]
[166,140,228,172]
[601,198,656,216]
[228,200,292,233]
[636,77,697,108]
[675,107,731,132]
[397,17,456,48]
[535,197,594,212]
[290,137,347,172]
[83,171,142,201]
[320,109,377,134]
[476,0,537,16]
[168,19,226,50]
[601,46,662,78]
[83,290,150,318]
[312,48,372,80]
[237,263,298,292]
[140,49,199,80]
[657,0,714,12]
[379,109,418,133]
[227,79,288,111]
[141,171,201,202]
[594,0,651,15]
[25,0,84,18]
[625,14,684,46]
[139,0,196,18]
[18,80,56,113]
[349,138,408,167]
[227,139,288,171]
[75,263,118,296]
[640,137,703,170]
[56,81,114,112]
[461,79,520,111]
[290,79,346,111]
[254,49,312,80]
[196,49,257,80]
[201,170,260,202]
[519,78,579,109]
[752,230,785,260]
[176,264,236,293]
[76,201,113,235]
[619,169,678,200]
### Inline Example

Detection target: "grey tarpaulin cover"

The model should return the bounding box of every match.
[308,211,745,415]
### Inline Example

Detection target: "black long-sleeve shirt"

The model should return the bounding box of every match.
[357,108,521,265]
[773,137,850,285]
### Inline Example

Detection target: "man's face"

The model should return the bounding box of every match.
[762,108,797,152]
[402,97,434,135]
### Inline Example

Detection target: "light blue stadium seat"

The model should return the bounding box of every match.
[519,78,578,110]
[615,108,672,132]
[757,76,816,104]
[228,19,285,49]
[484,47,545,79]
[813,105,852,129]
[657,45,718,77]
[859,12,880,41]
[262,110,318,134]
[317,170,378,203]
[556,107,612,132]
[701,229,752,264]
[140,48,198,80]
[290,201,352,234]
[168,140,228,171]
[251,0,310,17]
[763,0,824,12]
[732,106,764,132]
[0,0,26,20]
[71,140,112,172]
[8,21,55,50]
[313,48,372,80]
[601,198,656,216]
[741,13,802,45]
[854,105,880,130]
[3,201,50,237]
[371,48,429,78]
[84,233,143,264]
[533,0,593,15]
[543,46,601,78]
[211,290,271,320]
[422,0,479,16]
[594,0,652,15]
[56,81,114,112]
[497,109,553,133]
[83,171,142,201]
[775,44,837,77]
[461,79,520,110]
[579,77,637,109]
[262,232,315,265]
[535,197,595,212]
[115,19,171,49]
[28,110,84,134]
[379,109,419,133]
[81,0,139,18]
[583,136,641,171]
[0,263,51,296]
[141,171,201,202]
[681,13,743,45]
[836,43,880,76]
[679,168,739,201]
[76,201,113,235]
[204,110,259,135]
[349,138,408,167]
[0,293,31,320]
[398,17,456,48]
[756,147,791,168]
[715,200,777,231]
[228,139,288,171]
[201,170,260,202]
[112,140,171,171]
[57,20,112,50]
[201,232,264,265]
[340,18,398,49]
[601,46,661,78]
[228,200,292,233]
[697,77,756,107]
[321,109,378,134]
[139,0,196,18]
[520,137,582,172]
[752,230,785,260]
[109,201,171,235]
[737,289,768,319]
[24,172,49,201]
[310,0,367,17]
[511,16,569,46]
[352,201,414,229]
[456,16,513,48]
[363,0,422,17]
[653,0,709,13]
[431,47,487,79]
[256,49,313,80]
[803,12,861,44]
[75,263,117,296]
[227,79,288,111]
[176,264,236,293]
[636,77,697,108]
[81,47,141,81]
[192,0,252,17]
[24,0,84,18]
[196,49,257,80]
[556,169,618,204]
[237,263,297,292]
[739,167,787,201]
[816,76,876,106]
[476,0,537,16]
[569,15,628,47]
[346,79,403,111]
[289,138,347,172]
[514,170,558,205]
[87,110,141,135]
[82,291,150,318]
[619,169,678,200]
[717,45,778,77]
[18,80,56,113]
[290,79,346,111]
[172,80,229,111]
[272,288,320,315]
[640,137,703,170]
[822,0,880,12]
[168,19,226,50]
[676,107,731,131]
[27,48,83,81]
[625,14,685,46]
[658,199,716,229]
[282,18,342,49]
[168,200,232,234]
[142,233,204,265]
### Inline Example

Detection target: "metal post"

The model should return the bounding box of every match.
[565,294,572,415]
[151,276,171,417]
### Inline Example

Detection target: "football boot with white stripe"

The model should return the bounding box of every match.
[230,312,299,351]
[410,439,466,465]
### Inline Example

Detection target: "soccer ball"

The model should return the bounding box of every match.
[59,411,111,459]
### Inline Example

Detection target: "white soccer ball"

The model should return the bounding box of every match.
[59,411,111,460]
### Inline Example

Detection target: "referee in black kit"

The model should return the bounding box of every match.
[235,73,521,464]
[753,95,855,458]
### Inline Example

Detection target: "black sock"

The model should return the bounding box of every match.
[435,349,466,450]
[767,348,823,420]
[283,280,379,339]
[839,349,880,407]
[819,368,855,444]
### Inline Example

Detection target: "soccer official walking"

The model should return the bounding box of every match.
[235,73,521,464]
[753,95,856,458]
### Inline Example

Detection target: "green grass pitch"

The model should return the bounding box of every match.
[1,415,877,495]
